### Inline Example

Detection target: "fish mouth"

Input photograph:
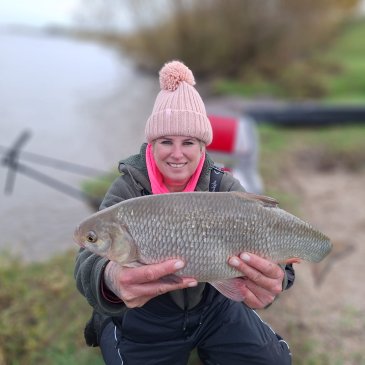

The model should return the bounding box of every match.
[73,225,85,248]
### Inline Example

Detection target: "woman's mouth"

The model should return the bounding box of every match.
[167,162,187,168]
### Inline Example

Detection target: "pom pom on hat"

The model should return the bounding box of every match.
[145,60,213,145]
[159,60,195,91]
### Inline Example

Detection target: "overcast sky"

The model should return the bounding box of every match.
[0,0,80,27]
[0,0,142,31]
[1,0,364,30]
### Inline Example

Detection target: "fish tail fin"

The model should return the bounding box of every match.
[209,278,247,302]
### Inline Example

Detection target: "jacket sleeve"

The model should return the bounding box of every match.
[74,174,138,316]
[74,248,127,316]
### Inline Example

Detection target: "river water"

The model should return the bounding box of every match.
[0,30,158,261]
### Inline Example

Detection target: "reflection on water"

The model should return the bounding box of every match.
[0,31,157,261]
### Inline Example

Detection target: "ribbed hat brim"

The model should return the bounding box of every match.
[145,109,213,145]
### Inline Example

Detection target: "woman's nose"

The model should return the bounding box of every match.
[170,145,183,158]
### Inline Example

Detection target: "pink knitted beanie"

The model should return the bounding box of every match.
[145,60,213,145]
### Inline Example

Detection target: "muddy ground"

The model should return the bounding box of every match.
[259,161,365,364]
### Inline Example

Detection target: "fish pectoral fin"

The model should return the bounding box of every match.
[209,278,247,302]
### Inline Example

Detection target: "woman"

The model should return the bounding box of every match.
[75,60,293,364]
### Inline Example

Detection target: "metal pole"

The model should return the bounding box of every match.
[1,130,32,194]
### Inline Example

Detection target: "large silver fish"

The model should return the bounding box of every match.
[74,191,331,301]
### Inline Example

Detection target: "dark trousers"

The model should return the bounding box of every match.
[100,288,291,365]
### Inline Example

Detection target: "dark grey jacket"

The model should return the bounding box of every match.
[74,143,293,317]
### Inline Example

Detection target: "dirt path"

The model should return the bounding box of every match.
[261,166,365,364]
[204,96,365,363]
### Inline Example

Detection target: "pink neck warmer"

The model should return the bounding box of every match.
[146,143,205,194]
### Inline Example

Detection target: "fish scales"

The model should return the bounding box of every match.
[74,192,331,285]
[107,192,331,281]
[74,191,332,301]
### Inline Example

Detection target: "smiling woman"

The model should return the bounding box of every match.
[74,60,294,365]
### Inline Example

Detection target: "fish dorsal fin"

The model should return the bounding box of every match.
[232,191,279,207]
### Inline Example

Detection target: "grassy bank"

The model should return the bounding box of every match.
[0,251,102,365]
[323,19,365,103]
[215,19,365,102]
[259,123,365,207]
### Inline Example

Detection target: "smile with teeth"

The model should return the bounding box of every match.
[167,162,187,168]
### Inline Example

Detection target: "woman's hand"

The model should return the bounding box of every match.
[103,259,198,308]
[228,253,284,309]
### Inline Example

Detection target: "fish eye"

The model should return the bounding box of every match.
[86,231,98,243]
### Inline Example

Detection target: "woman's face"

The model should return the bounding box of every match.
[152,136,205,192]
